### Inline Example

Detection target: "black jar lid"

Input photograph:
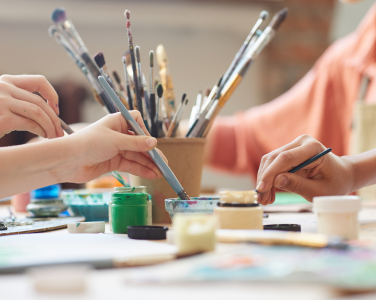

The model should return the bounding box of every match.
[263,224,301,232]
[127,226,169,240]
[217,201,260,207]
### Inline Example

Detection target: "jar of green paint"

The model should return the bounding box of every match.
[111,187,149,234]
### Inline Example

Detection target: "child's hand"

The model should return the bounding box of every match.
[255,135,354,205]
[0,75,64,138]
[61,111,166,183]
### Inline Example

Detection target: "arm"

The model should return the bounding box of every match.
[0,112,163,198]
[204,33,355,179]
[255,134,376,205]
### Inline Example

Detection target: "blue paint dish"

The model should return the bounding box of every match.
[61,189,112,222]
[165,197,219,220]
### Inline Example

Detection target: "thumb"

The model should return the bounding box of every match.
[116,133,157,152]
[274,173,320,202]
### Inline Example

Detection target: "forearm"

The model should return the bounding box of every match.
[343,148,376,193]
[0,136,80,198]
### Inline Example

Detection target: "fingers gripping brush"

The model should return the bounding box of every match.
[99,76,190,200]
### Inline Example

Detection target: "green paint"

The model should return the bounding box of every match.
[272,193,307,205]
[76,223,80,227]
[111,192,148,234]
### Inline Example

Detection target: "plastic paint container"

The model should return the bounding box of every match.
[215,202,263,230]
[31,184,61,199]
[61,189,112,222]
[313,196,362,240]
[214,190,263,230]
[111,187,149,234]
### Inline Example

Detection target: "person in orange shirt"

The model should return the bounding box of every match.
[205,1,376,187]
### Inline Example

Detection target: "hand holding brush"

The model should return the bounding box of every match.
[0,75,64,139]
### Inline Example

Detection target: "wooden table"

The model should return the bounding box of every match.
[2,202,376,299]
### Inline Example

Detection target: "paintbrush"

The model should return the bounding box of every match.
[124,10,143,118]
[48,25,85,72]
[51,8,117,114]
[112,71,130,110]
[49,25,108,113]
[81,66,110,113]
[201,88,211,113]
[149,51,157,138]
[94,53,129,109]
[170,98,189,137]
[156,84,166,138]
[135,46,150,131]
[99,76,190,200]
[197,100,218,138]
[166,94,187,137]
[122,56,134,110]
[219,11,269,92]
[156,44,176,121]
[94,52,116,90]
[254,148,332,194]
[186,76,222,137]
[200,8,288,138]
[188,28,263,138]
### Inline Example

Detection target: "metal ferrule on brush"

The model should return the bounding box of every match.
[56,19,88,54]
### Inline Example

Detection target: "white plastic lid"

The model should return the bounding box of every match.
[313,196,361,213]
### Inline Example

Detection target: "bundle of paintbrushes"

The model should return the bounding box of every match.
[186,8,288,138]
[49,7,287,139]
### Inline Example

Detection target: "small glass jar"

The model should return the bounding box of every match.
[313,196,361,239]
[215,202,263,230]
[111,187,149,234]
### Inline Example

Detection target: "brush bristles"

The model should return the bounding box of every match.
[205,88,211,97]
[122,56,126,65]
[94,52,105,69]
[270,8,288,30]
[124,10,131,19]
[149,51,154,67]
[181,93,187,103]
[157,84,163,98]
[260,10,269,21]
[48,25,58,37]
[112,71,121,84]
[51,8,66,23]
[135,46,141,63]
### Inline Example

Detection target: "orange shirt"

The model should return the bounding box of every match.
[207,3,376,181]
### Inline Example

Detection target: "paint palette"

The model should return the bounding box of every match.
[165,197,219,219]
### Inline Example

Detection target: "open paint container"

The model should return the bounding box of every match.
[165,197,219,220]
[61,189,112,221]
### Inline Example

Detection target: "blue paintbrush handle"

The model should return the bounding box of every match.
[289,148,332,173]
[98,76,185,195]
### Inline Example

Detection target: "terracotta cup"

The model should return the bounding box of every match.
[130,138,206,223]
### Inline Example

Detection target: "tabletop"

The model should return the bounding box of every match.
[2,202,376,300]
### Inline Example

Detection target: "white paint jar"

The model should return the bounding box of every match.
[313,196,362,239]
[215,203,263,230]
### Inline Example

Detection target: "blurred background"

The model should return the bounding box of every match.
[0,0,374,191]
